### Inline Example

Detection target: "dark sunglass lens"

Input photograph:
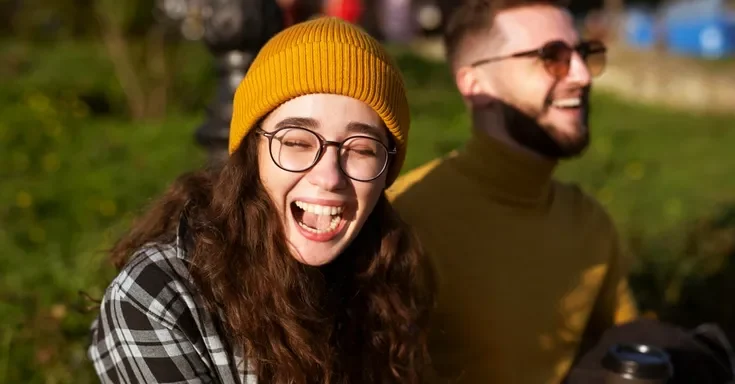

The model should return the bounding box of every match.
[582,41,607,77]
[541,41,573,79]
[586,51,606,77]
[541,41,572,61]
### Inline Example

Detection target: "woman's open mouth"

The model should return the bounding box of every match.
[290,200,348,241]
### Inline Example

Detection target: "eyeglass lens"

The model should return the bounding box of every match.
[540,40,606,79]
[268,127,390,181]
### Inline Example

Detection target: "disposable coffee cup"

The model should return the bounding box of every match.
[602,343,673,384]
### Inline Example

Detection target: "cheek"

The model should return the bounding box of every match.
[493,70,533,103]
[356,179,385,217]
[258,148,289,208]
[257,148,273,188]
[519,73,553,101]
[257,148,268,178]
[514,81,556,118]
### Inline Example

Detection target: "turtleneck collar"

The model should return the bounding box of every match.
[451,129,557,207]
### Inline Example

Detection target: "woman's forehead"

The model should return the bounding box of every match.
[263,94,388,140]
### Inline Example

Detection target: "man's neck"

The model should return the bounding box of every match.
[470,104,558,165]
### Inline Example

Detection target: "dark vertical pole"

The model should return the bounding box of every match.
[194,0,284,167]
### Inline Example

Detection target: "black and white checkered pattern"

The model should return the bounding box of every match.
[88,230,257,384]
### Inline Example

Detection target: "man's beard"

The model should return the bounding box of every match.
[503,97,591,159]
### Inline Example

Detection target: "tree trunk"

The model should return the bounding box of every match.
[145,24,170,120]
[95,4,148,121]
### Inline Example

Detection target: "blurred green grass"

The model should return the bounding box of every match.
[0,103,206,383]
[2,40,735,383]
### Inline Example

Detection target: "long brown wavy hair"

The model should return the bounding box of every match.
[108,128,437,383]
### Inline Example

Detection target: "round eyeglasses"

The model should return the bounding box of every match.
[471,39,607,80]
[256,127,397,182]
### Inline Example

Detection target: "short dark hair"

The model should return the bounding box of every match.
[443,0,569,68]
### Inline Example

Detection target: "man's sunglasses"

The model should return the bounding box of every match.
[470,40,607,80]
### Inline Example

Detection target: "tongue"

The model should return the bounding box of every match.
[301,212,333,230]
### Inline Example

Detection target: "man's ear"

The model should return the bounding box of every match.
[456,66,480,98]
[456,66,495,107]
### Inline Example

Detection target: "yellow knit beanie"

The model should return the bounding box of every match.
[228,16,410,185]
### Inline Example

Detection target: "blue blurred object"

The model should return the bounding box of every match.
[624,8,659,49]
[662,0,735,58]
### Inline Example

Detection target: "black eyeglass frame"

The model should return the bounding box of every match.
[256,127,398,182]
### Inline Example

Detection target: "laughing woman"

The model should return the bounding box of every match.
[87,17,435,384]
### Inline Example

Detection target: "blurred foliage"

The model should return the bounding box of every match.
[2,0,158,41]
[630,203,735,343]
[2,0,201,120]
[0,58,207,384]
[0,39,216,117]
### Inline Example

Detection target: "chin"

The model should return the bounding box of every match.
[545,116,588,147]
[287,225,357,266]
[296,251,341,266]
[555,133,590,158]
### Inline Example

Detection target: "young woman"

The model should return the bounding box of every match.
[87,17,436,384]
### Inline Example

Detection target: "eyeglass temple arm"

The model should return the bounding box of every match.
[470,48,541,67]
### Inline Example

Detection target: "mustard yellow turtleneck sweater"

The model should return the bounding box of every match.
[387,131,638,384]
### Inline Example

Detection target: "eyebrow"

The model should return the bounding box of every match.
[346,122,384,138]
[274,117,318,130]
[274,117,385,139]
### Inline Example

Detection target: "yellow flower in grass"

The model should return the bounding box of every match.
[597,186,614,205]
[99,200,117,217]
[16,191,33,208]
[624,161,645,181]
[26,93,52,115]
[664,198,682,219]
[42,153,60,172]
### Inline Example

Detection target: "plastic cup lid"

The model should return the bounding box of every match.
[602,343,674,379]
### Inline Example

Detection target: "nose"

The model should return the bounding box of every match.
[566,52,592,86]
[306,146,348,191]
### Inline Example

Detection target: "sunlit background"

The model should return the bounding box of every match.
[1,0,734,382]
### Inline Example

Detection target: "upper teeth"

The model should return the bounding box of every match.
[553,98,581,107]
[295,201,344,216]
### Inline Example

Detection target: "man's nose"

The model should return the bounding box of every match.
[567,52,592,86]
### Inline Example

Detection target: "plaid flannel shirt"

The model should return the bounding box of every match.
[88,223,257,384]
